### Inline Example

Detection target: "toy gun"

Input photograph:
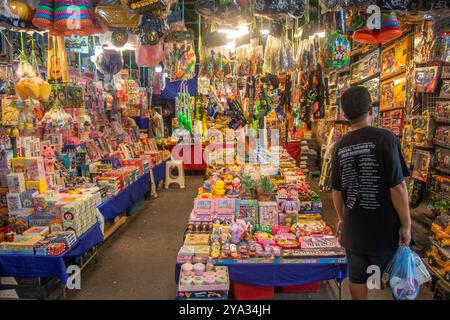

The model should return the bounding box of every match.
[226,98,247,130]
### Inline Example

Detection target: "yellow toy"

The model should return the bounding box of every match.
[197,187,212,199]
[212,180,226,197]
[426,245,450,282]
[431,215,450,248]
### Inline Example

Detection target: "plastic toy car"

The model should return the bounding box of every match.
[95,5,140,47]
[426,245,450,282]
[432,215,450,247]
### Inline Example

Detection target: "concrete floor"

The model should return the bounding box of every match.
[61,175,433,300]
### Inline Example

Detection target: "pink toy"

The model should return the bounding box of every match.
[228,219,246,244]
[43,145,56,172]
[215,198,236,216]
[194,198,216,215]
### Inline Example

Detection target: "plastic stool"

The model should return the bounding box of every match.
[165,160,185,189]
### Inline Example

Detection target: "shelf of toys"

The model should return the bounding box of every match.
[313,6,450,291]
[175,148,346,300]
[0,0,176,297]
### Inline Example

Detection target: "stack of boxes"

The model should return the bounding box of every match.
[299,138,321,176]
[60,192,101,237]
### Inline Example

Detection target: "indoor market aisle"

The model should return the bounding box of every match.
[60,176,433,300]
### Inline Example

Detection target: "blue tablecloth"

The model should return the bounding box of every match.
[0,223,103,284]
[132,117,149,130]
[175,262,347,287]
[98,173,151,221]
[152,161,167,184]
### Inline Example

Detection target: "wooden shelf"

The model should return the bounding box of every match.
[103,215,127,240]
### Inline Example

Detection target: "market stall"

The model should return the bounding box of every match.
[0,0,447,301]
[0,0,174,298]
[174,148,347,299]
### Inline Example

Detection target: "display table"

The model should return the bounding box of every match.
[175,259,347,299]
[0,223,103,284]
[152,160,167,184]
[98,172,151,221]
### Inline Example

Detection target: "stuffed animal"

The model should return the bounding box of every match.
[43,144,56,172]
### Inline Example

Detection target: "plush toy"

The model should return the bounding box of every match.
[43,144,56,172]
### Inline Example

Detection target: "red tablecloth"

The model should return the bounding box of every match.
[283,142,301,164]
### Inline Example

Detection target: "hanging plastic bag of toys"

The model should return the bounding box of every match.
[125,0,175,15]
[166,24,197,81]
[263,34,282,75]
[94,49,124,75]
[253,0,304,18]
[326,31,351,69]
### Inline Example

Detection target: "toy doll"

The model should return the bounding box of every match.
[43,144,56,172]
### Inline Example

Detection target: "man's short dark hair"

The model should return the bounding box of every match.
[340,86,372,122]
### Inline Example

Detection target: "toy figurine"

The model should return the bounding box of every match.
[197,187,212,199]
[228,177,241,198]
[43,144,56,172]
[212,179,226,197]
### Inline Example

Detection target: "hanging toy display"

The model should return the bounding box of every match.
[40,97,74,131]
[326,31,350,69]
[94,49,124,75]
[167,25,196,81]
[17,99,40,133]
[176,83,193,133]
[15,37,52,102]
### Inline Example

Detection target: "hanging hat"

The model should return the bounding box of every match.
[32,0,55,30]
[353,12,402,44]
[377,12,402,44]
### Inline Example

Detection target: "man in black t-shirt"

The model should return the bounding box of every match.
[331,86,412,300]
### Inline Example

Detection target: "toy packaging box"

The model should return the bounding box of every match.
[415,66,440,93]
[381,36,410,80]
[258,201,279,226]
[380,75,407,111]
[6,193,22,212]
[26,179,48,194]
[381,109,404,136]
[235,199,258,227]
[7,173,26,194]
[11,157,26,174]
[412,150,433,183]
[24,157,46,181]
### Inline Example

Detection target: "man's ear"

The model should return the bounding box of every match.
[368,105,373,116]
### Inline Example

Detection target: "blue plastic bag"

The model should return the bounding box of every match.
[383,246,423,300]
